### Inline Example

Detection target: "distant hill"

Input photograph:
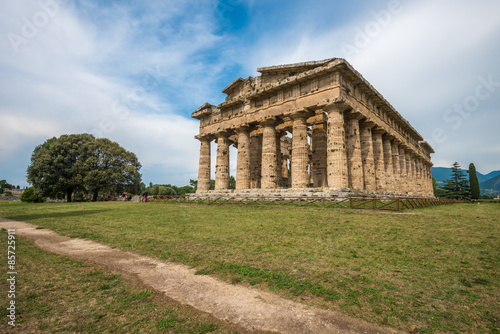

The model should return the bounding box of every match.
[431,167,500,184]
[480,174,500,196]
[431,167,500,196]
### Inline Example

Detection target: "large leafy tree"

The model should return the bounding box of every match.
[468,163,480,200]
[27,134,95,202]
[27,134,141,202]
[440,162,470,200]
[79,138,142,201]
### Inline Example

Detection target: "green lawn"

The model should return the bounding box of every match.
[0,201,498,333]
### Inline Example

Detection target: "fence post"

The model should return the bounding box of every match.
[349,198,353,209]
[397,197,401,211]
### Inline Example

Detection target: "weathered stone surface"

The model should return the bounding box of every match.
[197,136,211,193]
[192,58,435,197]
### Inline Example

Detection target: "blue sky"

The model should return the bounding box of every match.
[1,0,499,187]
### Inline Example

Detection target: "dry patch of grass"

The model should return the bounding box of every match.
[0,201,499,333]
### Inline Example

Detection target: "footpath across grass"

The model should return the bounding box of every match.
[0,201,499,333]
[0,231,259,333]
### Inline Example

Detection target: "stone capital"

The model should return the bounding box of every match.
[372,127,387,135]
[344,110,364,120]
[359,118,377,129]
[289,109,314,120]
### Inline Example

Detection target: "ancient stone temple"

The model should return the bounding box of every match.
[192,58,434,198]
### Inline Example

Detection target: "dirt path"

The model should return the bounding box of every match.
[0,218,404,334]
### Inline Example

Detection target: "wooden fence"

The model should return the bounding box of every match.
[145,195,462,211]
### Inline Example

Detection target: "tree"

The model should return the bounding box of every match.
[27,134,141,202]
[441,162,470,200]
[229,176,236,190]
[468,163,480,200]
[20,187,45,203]
[27,134,95,202]
[79,138,141,201]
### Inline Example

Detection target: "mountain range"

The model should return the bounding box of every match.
[431,167,500,196]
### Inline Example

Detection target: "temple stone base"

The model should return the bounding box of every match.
[189,188,430,200]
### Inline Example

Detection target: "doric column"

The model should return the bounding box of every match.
[360,120,376,192]
[416,157,423,196]
[382,134,394,193]
[326,105,348,188]
[405,151,413,195]
[250,133,262,189]
[261,118,279,189]
[196,135,211,193]
[345,112,364,191]
[235,126,251,190]
[392,139,401,195]
[276,131,284,188]
[372,128,386,192]
[311,120,327,188]
[399,146,408,194]
[426,163,434,197]
[215,132,230,190]
[290,111,310,188]
[409,154,416,195]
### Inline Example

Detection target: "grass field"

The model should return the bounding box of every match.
[0,229,261,333]
[0,201,498,333]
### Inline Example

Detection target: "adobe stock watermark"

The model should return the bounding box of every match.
[340,0,406,58]
[6,0,71,54]
[429,74,499,148]
[92,66,167,138]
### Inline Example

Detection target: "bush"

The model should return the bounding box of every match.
[4,191,12,196]
[20,187,45,203]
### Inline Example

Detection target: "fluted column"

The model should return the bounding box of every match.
[405,151,413,195]
[261,118,279,189]
[392,140,401,195]
[345,112,364,191]
[399,147,408,194]
[276,131,284,188]
[416,158,423,196]
[360,120,376,192]
[311,120,327,188]
[372,128,386,192]
[409,154,416,195]
[382,134,394,193]
[250,133,262,189]
[291,111,310,188]
[215,132,230,190]
[426,163,434,197]
[196,136,211,193]
[326,105,348,188]
[236,127,251,190]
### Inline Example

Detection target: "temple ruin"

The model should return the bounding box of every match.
[191,58,434,198]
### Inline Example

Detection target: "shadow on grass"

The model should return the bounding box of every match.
[6,209,111,222]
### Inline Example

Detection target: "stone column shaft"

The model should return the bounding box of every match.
[276,132,283,188]
[399,148,407,194]
[360,122,376,191]
[405,151,413,195]
[311,122,327,188]
[215,133,230,190]
[372,129,386,192]
[197,137,211,193]
[326,106,348,188]
[291,113,310,188]
[236,128,250,190]
[392,141,401,195]
[250,134,262,189]
[261,120,279,189]
[346,114,364,190]
[383,135,394,193]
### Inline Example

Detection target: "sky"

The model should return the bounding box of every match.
[1,0,499,187]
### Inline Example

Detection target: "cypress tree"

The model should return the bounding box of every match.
[468,163,480,200]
